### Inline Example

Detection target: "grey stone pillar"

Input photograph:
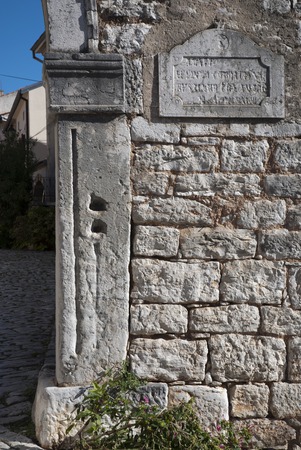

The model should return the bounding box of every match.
[34,2,131,446]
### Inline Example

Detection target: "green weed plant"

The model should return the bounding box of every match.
[65,365,252,450]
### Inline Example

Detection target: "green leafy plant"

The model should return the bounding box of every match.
[64,365,252,450]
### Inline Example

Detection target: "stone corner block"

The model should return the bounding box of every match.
[33,366,85,449]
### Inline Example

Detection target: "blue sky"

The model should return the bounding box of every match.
[0,1,45,94]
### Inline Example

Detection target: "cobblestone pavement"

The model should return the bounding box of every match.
[0,250,55,449]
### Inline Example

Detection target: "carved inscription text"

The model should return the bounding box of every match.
[174,57,268,107]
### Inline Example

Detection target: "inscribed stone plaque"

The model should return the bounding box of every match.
[159,29,284,118]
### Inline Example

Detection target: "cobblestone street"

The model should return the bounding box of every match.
[0,250,55,449]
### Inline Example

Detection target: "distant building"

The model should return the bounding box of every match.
[0,90,17,140]
[4,82,55,204]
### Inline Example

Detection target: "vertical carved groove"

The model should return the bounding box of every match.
[71,128,81,355]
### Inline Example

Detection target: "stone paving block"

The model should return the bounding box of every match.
[130,338,208,382]
[220,260,285,305]
[131,304,188,335]
[180,227,257,260]
[209,334,286,382]
[169,385,228,428]
[189,305,260,333]
[221,139,269,172]
[133,226,180,257]
[229,384,269,418]
[131,259,220,304]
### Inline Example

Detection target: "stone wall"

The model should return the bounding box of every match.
[97,1,301,448]
[37,0,301,448]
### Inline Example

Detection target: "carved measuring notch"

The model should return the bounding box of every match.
[89,194,108,235]
[159,29,284,118]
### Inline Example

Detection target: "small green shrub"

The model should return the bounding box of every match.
[11,206,55,251]
[64,365,252,450]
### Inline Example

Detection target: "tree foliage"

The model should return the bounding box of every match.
[0,132,37,247]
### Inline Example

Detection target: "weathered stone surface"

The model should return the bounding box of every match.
[238,199,286,229]
[229,384,269,418]
[33,367,85,449]
[234,419,296,448]
[131,383,168,409]
[270,383,301,418]
[169,385,228,428]
[131,304,188,335]
[131,259,220,304]
[261,306,301,335]
[259,230,301,259]
[55,116,131,386]
[288,338,301,381]
[101,24,151,55]
[132,197,213,226]
[134,144,219,172]
[186,137,221,145]
[182,123,250,138]
[131,117,180,143]
[159,29,284,118]
[209,334,286,382]
[132,172,170,196]
[99,0,163,21]
[262,0,291,14]
[265,174,301,198]
[274,140,301,171]
[175,173,261,197]
[124,58,143,114]
[288,266,301,309]
[189,305,260,333]
[254,122,301,137]
[45,54,125,114]
[133,226,180,257]
[286,205,301,230]
[220,260,285,305]
[130,339,208,382]
[43,0,95,52]
[180,227,257,260]
[221,140,269,172]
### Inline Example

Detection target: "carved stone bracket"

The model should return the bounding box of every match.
[44,53,125,113]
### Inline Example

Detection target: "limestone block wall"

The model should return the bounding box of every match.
[96,1,301,448]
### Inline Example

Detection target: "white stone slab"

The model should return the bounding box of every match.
[159,29,284,118]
